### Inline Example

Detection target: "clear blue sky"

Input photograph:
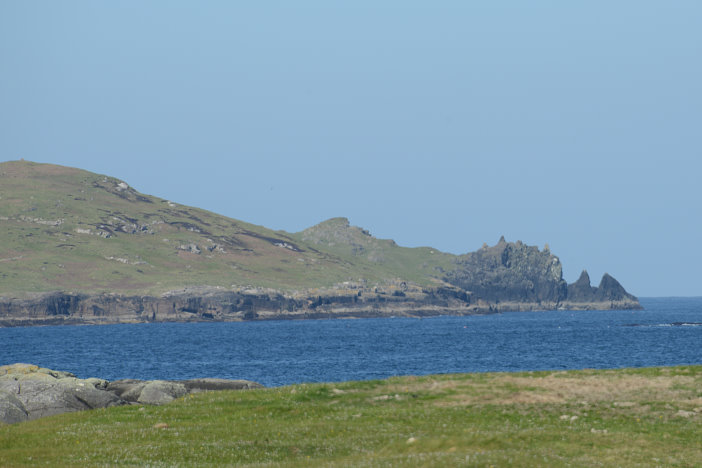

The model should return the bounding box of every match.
[1,2,700,296]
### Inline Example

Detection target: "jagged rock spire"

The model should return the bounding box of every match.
[574,270,591,287]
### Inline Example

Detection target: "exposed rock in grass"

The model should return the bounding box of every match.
[107,378,263,405]
[0,364,263,424]
[136,381,188,405]
[0,364,125,421]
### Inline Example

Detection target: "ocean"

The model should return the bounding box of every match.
[1,297,700,387]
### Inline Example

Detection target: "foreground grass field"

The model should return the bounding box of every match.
[1,366,700,467]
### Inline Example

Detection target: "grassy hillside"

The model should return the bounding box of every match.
[293,217,454,286]
[0,161,452,296]
[1,366,700,467]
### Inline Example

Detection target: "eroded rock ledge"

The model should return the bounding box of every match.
[0,363,262,425]
[0,284,481,327]
[0,274,641,327]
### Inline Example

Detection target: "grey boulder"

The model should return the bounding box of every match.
[137,380,188,405]
[0,368,126,421]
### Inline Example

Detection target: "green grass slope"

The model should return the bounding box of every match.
[293,217,454,286]
[1,366,700,467]
[0,161,451,296]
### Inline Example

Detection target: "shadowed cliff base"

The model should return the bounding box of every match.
[0,277,640,327]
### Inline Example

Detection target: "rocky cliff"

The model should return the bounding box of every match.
[0,233,641,326]
[0,260,640,326]
[445,237,567,304]
[0,283,480,327]
[444,237,640,311]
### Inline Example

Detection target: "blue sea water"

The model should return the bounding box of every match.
[1,297,700,387]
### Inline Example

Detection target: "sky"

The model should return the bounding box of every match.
[1,1,700,297]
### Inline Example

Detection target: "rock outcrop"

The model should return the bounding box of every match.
[444,238,640,311]
[0,284,479,327]
[446,237,567,304]
[107,378,263,405]
[0,364,125,423]
[567,270,596,302]
[0,363,263,425]
[562,270,640,309]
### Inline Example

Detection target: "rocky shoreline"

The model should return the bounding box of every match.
[0,281,641,327]
[0,363,263,424]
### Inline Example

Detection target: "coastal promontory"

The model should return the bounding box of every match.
[0,160,640,326]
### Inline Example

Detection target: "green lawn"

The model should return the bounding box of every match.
[1,366,700,467]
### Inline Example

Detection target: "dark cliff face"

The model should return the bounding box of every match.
[444,238,640,308]
[0,285,479,326]
[567,270,596,302]
[567,270,639,303]
[444,237,568,303]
